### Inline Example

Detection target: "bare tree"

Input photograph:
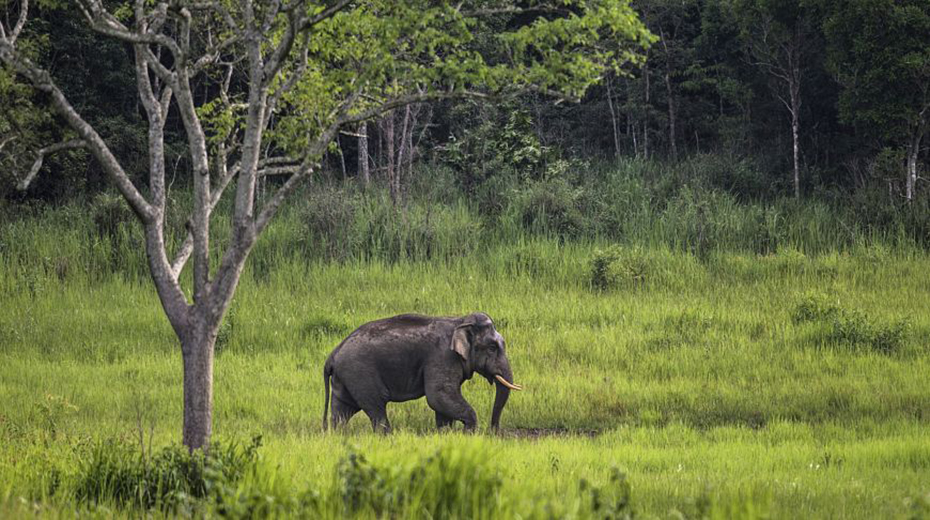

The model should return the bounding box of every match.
[741,6,812,199]
[659,26,678,160]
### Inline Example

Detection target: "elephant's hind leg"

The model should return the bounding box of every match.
[330,376,361,429]
[331,397,360,429]
[362,404,392,434]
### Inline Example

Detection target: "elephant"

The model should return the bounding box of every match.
[322,312,522,433]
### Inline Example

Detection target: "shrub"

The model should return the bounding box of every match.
[337,450,391,515]
[337,444,503,518]
[793,294,841,323]
[793,294,908,354]
[74,436,263,511]
[828,310,908,354]
[509,178,587,238]
[578,467,635,520]
[299,184,360,261]
[590,246,650,291]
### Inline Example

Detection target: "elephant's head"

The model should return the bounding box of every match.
[452,312,522,429]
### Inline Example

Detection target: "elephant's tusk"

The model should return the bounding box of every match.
[495,375,523,391]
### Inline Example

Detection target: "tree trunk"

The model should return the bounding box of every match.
[358,122,369,185]
[396,105,411,199]
[404,105,417,176]
[181,325,217,451]
[384,111,396,203]
[606,74,621,159]
[336,135,347,180]
[643,60,650,160]
[791,107,800,199]
[628,109,637,156]
[665,69,677,160]
[790,81,801,199]
[906,129,923,202]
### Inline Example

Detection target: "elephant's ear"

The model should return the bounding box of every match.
[451,325,471,362]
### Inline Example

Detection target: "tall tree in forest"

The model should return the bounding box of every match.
[639,0,699,160]
[0,0,653,450]
[824,0,930,201]
[734,0,815,198]
[357,122,369,185]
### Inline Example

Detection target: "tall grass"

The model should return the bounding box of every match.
[3,159,930,518]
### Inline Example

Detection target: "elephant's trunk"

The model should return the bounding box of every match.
[490,359,516,430]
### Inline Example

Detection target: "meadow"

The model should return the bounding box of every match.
[2,168,930,518]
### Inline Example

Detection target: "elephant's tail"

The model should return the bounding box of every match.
[322,355,334,431]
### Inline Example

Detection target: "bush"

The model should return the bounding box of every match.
[337,444,503,518]
[792,295,908,354]
[509,178,587,238]
[74,436,263,511]
[299,184,360,261]
[793,294,841,324]
[578,467,634,520]
[828,310,908,355]
[590,246,650,291]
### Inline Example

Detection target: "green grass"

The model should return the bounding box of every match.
[2,186,930,518]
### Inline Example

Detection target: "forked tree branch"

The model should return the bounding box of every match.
[17,139,87,191]
[0,42,156,221]
[74,0,183,59]
[6,0,29,44]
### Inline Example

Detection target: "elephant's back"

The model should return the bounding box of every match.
[352,314,454,339]
[331,314,454,362]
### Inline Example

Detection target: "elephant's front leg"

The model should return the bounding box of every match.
[435,411,454,429]
[426,379,477,431]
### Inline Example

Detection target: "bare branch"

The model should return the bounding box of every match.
[0,134,16,154]
[170,141,238,277]
[17,139,87,191]
[260,0,283,35]
[2,39,154,221]
[258,165,301,177]
[251,88,363,236]
[8,0,29,44]
[75,0,184,59]
[192,33,243,73]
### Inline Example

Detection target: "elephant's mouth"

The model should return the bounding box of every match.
[494,374,523,391]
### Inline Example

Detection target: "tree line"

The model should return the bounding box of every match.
[331,0,930,206]
[2,1,928,207]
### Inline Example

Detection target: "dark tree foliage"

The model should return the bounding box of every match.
[2,0,928,208]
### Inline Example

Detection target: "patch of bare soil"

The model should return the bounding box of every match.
[497,427,601,439]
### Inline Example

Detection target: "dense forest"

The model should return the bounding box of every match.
[2,0,929,243]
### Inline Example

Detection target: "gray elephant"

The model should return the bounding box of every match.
[322,312,522,432]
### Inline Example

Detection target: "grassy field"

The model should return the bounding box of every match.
[2,194,930,518]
